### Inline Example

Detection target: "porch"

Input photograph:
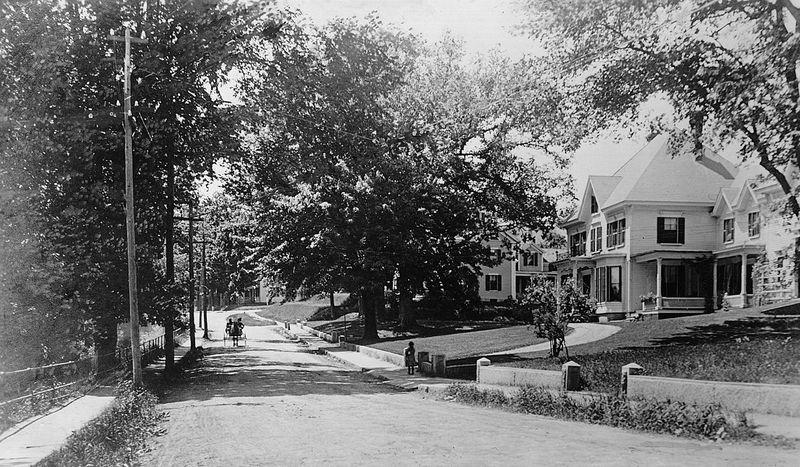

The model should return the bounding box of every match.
[633,250,713,313]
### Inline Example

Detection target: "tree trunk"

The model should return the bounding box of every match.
[360,287,378,340]
[398,289,415,330]
[397,267,417,330]
[373,289,385,321]
[163,159,175,372]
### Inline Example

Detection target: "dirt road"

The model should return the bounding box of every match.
[141,321,798,466]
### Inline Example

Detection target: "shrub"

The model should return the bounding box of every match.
[37,380,164,466]
[443,383,762,442]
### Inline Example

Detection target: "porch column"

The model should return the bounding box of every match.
[712,258,718,310]
[510,258,517,298]
[656,257,663,310]
[740,253,748,307]
[572,264,578,284]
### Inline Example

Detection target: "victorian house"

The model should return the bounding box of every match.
[553,135,797,320]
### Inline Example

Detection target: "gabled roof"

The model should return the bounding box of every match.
[712,163,766,216]
[601,135,737,209]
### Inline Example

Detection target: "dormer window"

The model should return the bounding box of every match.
[590,195,598,214]
[748,212,760,238]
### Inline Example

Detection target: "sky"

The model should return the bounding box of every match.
[270,0,655,202]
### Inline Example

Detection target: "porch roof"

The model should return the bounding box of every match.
[633,250,712,263]
[712,244,765,259]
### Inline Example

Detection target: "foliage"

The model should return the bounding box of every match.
[639,292,657,304]
[232,14,571,334]
[37,380,164,467]
[444,383,760,442]
[199,192,261,301]
[0,0,269,370]
[517,277,596,358]
[522,0,800,217]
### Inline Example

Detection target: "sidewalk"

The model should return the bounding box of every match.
[288,323,457,391]
[0,386,116,466]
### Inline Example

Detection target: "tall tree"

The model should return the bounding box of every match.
[0,0,271,370]
[234,17,571,335]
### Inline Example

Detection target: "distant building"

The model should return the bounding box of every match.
[553,135,798,320]
[478,231,559,302]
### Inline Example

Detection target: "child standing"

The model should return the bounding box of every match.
[404,341,416,375]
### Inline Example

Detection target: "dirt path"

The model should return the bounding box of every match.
[490,322,621,355]
[141,322,798,466]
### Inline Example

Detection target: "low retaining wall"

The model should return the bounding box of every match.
[340,342,405,367]
[298,323,334,343]
[627,375,800,417]
[478,366,562,390]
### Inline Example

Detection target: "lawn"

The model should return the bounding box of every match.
[499,309,800,393]
[312,317,548,359]
[247,294,350,323]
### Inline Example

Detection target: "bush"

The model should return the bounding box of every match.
[37,380,164,466]
[443,383,761,442]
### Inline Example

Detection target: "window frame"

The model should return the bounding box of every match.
[570,231,587,257]
[485,274,502,291]
[657,217,685,244]
[723,218,735,243]
[590,225,602,254]
[748,211,760,238]
[606,218,626,249]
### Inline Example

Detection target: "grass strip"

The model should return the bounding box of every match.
[443,383,792,446]
[36,380,164,466]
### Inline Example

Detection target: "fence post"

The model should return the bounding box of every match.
[621,363,644,396]
[476,357,491,383]
[432,354,446,376]
[561,361,581,391]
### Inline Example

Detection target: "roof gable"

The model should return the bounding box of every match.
[602,135,737,209]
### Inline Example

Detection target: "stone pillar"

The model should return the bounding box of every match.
[656,258,663,310]
[476,357,491,383]
[432,354,446,376]
[712,258,718,310]
[621,363,644,395]
[561,361,581,391]
[740,253,748,307]
[417,351,430,374]
[331,331,339,343]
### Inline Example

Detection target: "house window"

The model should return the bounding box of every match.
[590,195,598,214]
[657,217,685,244]
[594,266,622,302]
[723,218,734,243]
[748,212,760,237]
[523,252,539,266]
[590,226,602,253]
[570,231,586,257]
[485,274,502,291]
[491,248,502,262]
[606,218,626,248]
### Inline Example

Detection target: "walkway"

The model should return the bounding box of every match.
[490,322,621,355]
[0,387,115,466]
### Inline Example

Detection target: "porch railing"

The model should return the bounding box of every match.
[660,297,705,309]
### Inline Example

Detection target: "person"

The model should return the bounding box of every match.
[225,319,233,337]
[233,317,245,347]
[404,341,416,375]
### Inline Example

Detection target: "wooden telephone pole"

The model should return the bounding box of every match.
[111,27,147,386]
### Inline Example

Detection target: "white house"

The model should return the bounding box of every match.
[478,231,558,302]
[553,135,798,320]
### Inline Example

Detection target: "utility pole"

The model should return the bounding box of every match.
[201,232,209,338]
[111,27,147,386]
[187,203,197,352]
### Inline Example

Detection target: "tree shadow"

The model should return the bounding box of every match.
[148,345,401,405]
[644,316,800,348]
